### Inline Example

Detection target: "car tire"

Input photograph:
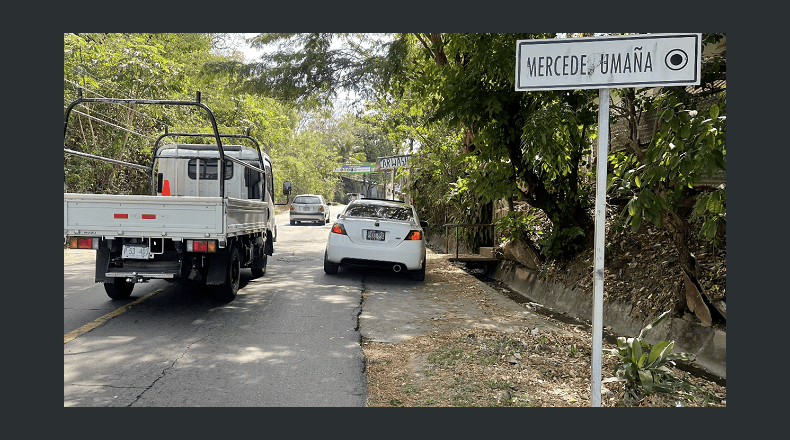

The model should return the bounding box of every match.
[290,220,295,225]
[410,251,427,281]
[323,251,339,274]
[104,277,134,299]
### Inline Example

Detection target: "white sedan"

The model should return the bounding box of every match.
[323,198,428,281]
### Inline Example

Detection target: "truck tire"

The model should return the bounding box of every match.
[104,278,134,299]
[215,246,241,302]
[251,254,267,277]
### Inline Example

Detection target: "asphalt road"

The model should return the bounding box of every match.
[64,207,371,407]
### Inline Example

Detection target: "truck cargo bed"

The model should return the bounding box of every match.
[64,193,270,242]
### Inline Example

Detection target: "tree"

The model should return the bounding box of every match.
[608,33,726,316]
[384,33,598,258]
[64,33,299,198]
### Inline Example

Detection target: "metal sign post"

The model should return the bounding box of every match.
[515,33,701,406]
[591,87,609,406]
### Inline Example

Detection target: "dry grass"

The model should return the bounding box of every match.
[363,254,726,407]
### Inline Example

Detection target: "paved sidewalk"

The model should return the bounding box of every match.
[359,250,569,344]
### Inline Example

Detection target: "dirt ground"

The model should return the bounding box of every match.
[362,252,726,407]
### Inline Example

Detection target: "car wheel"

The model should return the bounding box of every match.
[215,246,241,302]
[104,277,134,299]
[290,220,295,225]
[323,251,339,274]
[410,252,427,281]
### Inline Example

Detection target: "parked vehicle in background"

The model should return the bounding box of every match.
[290,194,330,225]
[323,198,428,281]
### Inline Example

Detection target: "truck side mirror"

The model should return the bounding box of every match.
[283,181,292,196]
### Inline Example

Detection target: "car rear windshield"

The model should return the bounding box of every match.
[345,203,412,221]
[293,196,322,204]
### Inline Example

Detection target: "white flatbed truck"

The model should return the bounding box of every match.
[64,90,291,302]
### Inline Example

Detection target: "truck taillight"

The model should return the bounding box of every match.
[405,230,422,241]
[68,237,99,249]
[187,239,217,253]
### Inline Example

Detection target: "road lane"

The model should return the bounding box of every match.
[64,208,367,407]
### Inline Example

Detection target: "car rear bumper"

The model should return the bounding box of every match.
[290,212,326,222]
[325,235,425,270]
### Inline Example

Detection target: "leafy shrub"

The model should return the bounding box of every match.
[603,311,695,395]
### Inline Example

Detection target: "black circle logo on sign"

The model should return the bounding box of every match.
[665,49,688,71]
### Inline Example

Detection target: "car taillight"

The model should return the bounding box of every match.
[405,230,422,241]
[187,239,217,252]
[319,206,324,211]
[290,205,295,210]
[331,224,347,235]
[67,237,99,249]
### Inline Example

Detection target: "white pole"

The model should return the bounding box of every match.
[591,87,609,407]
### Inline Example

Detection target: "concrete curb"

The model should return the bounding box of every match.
[492,260,726,380]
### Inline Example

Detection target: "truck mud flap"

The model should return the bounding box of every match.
[95,247,112,283]
[206,251,230,285]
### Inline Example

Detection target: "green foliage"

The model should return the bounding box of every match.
[610,34,726,244]
[63,33,347,200]
[382,34,597,259]
[493,211,540,243]
[603,311,696,395]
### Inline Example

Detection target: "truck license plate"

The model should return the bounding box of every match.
[365,230,385,241]
[122,245,149,259]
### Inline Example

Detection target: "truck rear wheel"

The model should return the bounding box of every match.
[215,246,241,302]
[104,278,134,299]
[251,254,268,277]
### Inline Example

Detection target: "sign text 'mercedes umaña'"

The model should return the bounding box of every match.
[516,34,701,91]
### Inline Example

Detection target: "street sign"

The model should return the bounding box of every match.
[333,163,376,173]
[376,155,412,171]
[516,33,701,91]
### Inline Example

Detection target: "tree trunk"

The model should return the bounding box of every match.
[662,208,712,324]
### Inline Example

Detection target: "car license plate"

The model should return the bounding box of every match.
[122,244,149,259]
[365,230,385,241]
[302,207,310,212]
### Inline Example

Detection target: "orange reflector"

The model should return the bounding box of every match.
[161,180,171,196]
[142,214,156,219]
[114,214,128,219]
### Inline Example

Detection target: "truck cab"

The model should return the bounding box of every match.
[155,144,273,202]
